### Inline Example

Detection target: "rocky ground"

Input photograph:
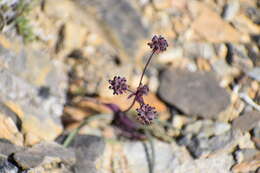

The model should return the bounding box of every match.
[0,0,259,173]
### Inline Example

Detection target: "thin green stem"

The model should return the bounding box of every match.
[62,114,108,147]
[145,129,155,173]
[63,118,89,147]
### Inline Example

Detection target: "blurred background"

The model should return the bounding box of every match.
[0,0,259,173]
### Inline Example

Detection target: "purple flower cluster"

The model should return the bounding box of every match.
[108,76,128,95]
[148,35,168,54]
[136,104,156,125]
[108,35,168,125]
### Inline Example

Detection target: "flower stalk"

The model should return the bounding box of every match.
[108,35,168,125]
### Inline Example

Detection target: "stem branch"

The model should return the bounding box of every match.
[123,51,156,112]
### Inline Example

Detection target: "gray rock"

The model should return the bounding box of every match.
[246,44,260,66]
[212,59,238,77]
[158,68,230,119]
[122,140,191,173]
[100,138,236,173]
[179,130,237,158]
[120,140,236,173]
[213,122,231,136]
[70,135,105,162]
[0,44,67,143]
[245,6,260,26]
[200,121,230,137]
[226,44,253,72]
[73,161,97,173]
[0,139,23,156]
[69,135,105,173]
[252,126,260,151]
[158,47,184,64]
[184,120,231,138]
[98,139,192,173]
[13,142,76,169]
[74,0,149,58]
[184,120,205,134]
[253,126,260,138]
[234,149,259,163]
[174,153,234,173]
[0,46,67,110]
[177,134,203,157]
[232,150,260,173]
[253,126,260,150]
[232,111,260,132]
[206,130,236,153]
[247,67,260,81]
[0,157,19,173]
[183,42,216,59]
[222,0,240,21]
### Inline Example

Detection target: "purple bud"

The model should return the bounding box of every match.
[135,84,149,105]
[147,35,168,54]
[108,76,128,95]
[136,104,157,125]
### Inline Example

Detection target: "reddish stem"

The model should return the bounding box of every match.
[123,50,156,113]
[138,50,155,87]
